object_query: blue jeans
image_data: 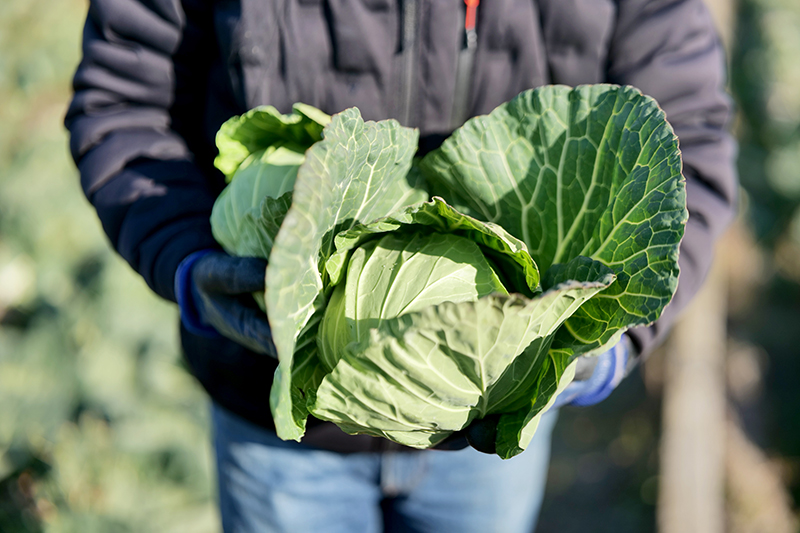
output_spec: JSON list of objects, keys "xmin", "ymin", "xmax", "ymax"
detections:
[{"xmin": 212, "ymin": 403, "xmax": 557, "ymax": 533}]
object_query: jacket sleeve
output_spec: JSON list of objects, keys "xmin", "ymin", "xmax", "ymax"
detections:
[
  {"xmin": 65, "ymin": 0, "xmax": 222, "ymax": 302},
  {"xmin": 606, "ymin": 0, "xmax": 738, "ymax": 357}
]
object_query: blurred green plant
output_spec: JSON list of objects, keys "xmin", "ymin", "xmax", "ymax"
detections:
[
  {"xmin": 730, "ymin": 0, "xmax": 800, "ymax": 510},
  {"xmin": 0, "ymin": 1, "xmax": 217, "ymax": 531},
  {"xmin": 733, "ymin": 0, "xmax": 800, "ymax": 250}
]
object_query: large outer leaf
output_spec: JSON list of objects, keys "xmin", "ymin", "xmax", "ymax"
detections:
[
  {"xmin": 215, "ymin": 103, "xmax": 331, "ymax": 179},
  {"xmin": 421, "ymin": 85, "xmax": 687, "ymax": 351},
  {"xmin": 326, "ymin": 197, "xmax": 540, "ymax": 293},
  {"xmin": 309, "ymin": 268, "xmax": 615, "ymax": 449},
  {"xmin": 266, "ymin": 108, "xmax": 428, "ymax": 440}
]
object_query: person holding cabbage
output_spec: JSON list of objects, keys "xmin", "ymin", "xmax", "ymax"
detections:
[{"xmin": 66, "ymin": 0, "xmax": 737, "ymax": 531}]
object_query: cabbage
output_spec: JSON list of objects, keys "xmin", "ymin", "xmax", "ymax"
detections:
[{"xmin": 210, "ymin": 85, "xmax": 687, "ymax": 458}]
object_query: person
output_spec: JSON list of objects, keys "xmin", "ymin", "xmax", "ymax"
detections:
[{"xmin": 65, "ymin": 0, "xmax": 737, "ymax": 531}]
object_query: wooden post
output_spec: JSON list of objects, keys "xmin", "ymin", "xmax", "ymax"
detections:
[
  {"xmin": 657, "ymin": 254, "xmax": 728, "ymax": 533},
  {"xmin": 656, "ymin": 2, "xmax": 733, "ymax": 531}
]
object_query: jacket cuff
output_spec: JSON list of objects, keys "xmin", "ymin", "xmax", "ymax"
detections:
[
  {"xmin": 89, "ymin": 158, "xmax": 224, "ymax": 302},
  {"xmin": 151, "ymin": 218, "xmax": 224, "ymax": 302}
]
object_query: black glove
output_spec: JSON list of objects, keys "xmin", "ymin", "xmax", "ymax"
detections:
[
  {"xmin": 432, "ymin": 415, "xmax": 500, "ymax": 453},
  {"xmin": 464, "ymin": 415, "xmax": 501, "ymax": 454},
  {"xmin": 175, "ymin": 250, "xmax": 276, "ymax": 357}
]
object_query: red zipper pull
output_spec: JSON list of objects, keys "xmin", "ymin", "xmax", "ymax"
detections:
[{"xmin": 464, "ymin": 0, "xmax": 479, "ymax": 33}]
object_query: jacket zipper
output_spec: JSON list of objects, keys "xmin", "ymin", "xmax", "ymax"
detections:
[
  {"xmin": 398, "ymin": 0, "xmax": 419, "ymax": 127},
  {"xmin": 450, "ymin": 0, "xmax": 479, "ymax": 130}
]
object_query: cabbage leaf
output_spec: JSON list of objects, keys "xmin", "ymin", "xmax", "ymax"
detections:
[{"xmin": 421, "ymin": 84, "xmax": 686, "ymax": 354}]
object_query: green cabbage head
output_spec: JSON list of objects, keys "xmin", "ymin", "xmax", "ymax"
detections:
[{"xmin": 210, "ymin": 85, "xmax": 687, "ymax": 458}]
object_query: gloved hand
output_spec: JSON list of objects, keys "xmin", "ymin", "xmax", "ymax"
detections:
[
  {"xmin": 431, "ymin": 417, "xmax": 500, "ymax": 453},
  {"xmin": 452, "ymin": 338, "xmax": 631, "ymax": 455},
  {"xmin": 551, "ymin": 338, "xmax": 629, "ymax": 408},
  {"xmin": 175, "ymin": 250, "xmax": 276, "ymax": 357}
]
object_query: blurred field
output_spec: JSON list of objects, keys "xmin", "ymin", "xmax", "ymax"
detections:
[
  {"xmin": 0, "ymin": 1, "xmax": 217, "ymax": 531},
  {"xmin": 1, "ymin": 0, "xmax": 799, "ymax": 532}
]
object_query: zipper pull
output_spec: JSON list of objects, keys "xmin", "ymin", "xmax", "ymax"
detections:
[
  {"xmin": 450, "ymin": 0, "xmax": 480, "ymax": 129},
  {"xmin": 464, "ymin": 0, "xmax": 479, "ymax": 45}
]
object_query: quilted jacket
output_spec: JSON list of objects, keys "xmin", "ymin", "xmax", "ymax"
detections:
[{"xmin": 66, "ymin": 0, "xmax": 737, "ymax": 451}]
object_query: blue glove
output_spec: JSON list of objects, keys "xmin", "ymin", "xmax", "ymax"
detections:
[
  {"xmin": 552, "ymin": 337, "xmax": 630, "ymax": 408},
  {"xmin": 175, "ymin": 250, "xmax": 276, "ymax": 357}
]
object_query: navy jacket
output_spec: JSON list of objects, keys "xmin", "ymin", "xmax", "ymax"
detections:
[{"xmin": 66, "ymin": 0, "xmax": 737, "ymax": 451}]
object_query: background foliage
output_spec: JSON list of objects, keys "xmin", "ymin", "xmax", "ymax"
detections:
[
  {"xmin": 0, "ymin": 1, "xmax": 217, "ymax": 531},
  {"xmin": 1, "ymin": 0, "xmax": 798, "ymax": 531},
  {"xmin": 730, "ymin": 0, "xmax": 800, "ymax": 509}
]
